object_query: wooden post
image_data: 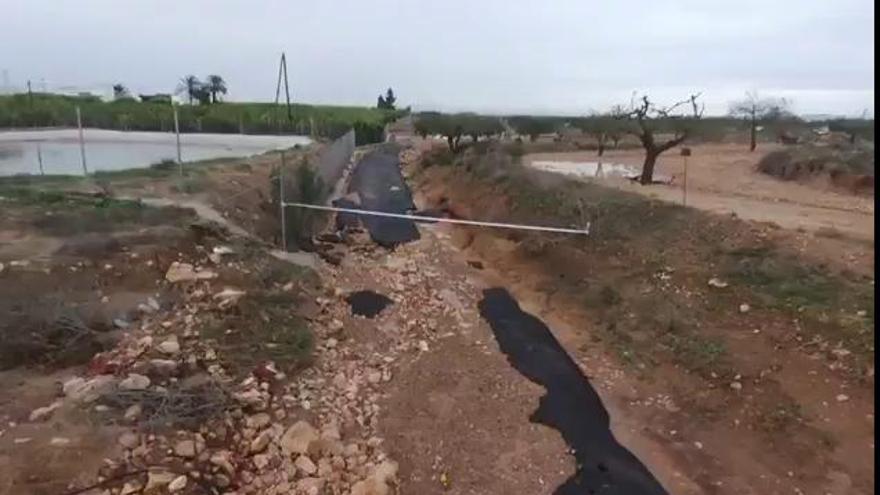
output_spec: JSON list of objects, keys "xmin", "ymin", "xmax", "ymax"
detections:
[
  {"xmin": 279, "ymin": 151, "xmax": 288, "ymax": 252},
  {"xmin": 173, "ymin": 104, "xmax": 182, "ymax": 174},
  {"xmin": 683, "ymin": 155, "xmax": 688, "ymax": 206},
  {"xmin": 681, "ymin": 147, "xmax": 691, "ymax": 206},
  {"xmin": 76, "ymin": 106, "xmax": 88, "ymax": 175}
]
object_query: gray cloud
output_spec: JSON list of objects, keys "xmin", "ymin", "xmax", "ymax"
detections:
[{"xmin": 2, "ymin": 0, "xmax": 874, "ymax": 116}]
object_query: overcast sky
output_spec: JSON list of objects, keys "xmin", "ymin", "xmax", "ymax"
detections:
[{"xmin": 2, "ymin": 0, "xmax": 874, "ymax": 116}]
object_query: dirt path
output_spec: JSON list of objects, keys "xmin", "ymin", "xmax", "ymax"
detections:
[
  {"xmin": 317, "ymin": 223, "xmax": 703, "ymax": 494},
  {"xmin": 525, "ymin": 143, "xmax": 875, "ymax": 243}
]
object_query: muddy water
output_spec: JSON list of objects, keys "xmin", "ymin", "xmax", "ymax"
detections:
[
  {"xmin": 478, "ymin": 288, "xmax": 667, "ymax": 495},
  {"xmin": 0, "ymin": 129, "xmax": 310, "ymax": 176},
  {"xmin": 346, "ymin": 290, "xmax": 393, "ymax": 318},
  {"xmin": 530, "ymin": 160, "xmax": 638, "ymax": 178},
  {"xmin": 347, "ymin": 145, "xmax": 420, "ymax": 247}
]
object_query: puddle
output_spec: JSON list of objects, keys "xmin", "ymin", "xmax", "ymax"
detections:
[
  {"xmin": 478, "ymin": 288, "xmax": 667, "ymax": 494},
  {"xmin": 530, "ymin": 160, "xmax": 639, "ymax": 179},
  {"xmin": 347, "ymin": 147, "xmax": 420, "ymax": 247},
  {"xmin": 346, "ymin": 290, "xmax": 393, "ymax": 318},
  {"xmin": 0, "ymin": 129, "xmax": 311, "ymax": 176}
]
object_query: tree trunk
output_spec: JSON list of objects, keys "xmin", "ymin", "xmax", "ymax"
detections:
[
  {"xmin": 749, "ymin": 116, "xmax": 757, "ymax": 152},
  {"xmin": 447, "ymin": 135, "xmax": 463, "ymax": 153},
  {"xmin": 640, "ymin": 150, "xmax": 659, "ymax": 185}
]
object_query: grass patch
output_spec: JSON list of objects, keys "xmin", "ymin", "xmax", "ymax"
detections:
[
  {"xmin": 32, "ymin": 197, "xmax": 190, "ymax": 235},
  {"xmin": 722, "ymin": 247, "xmax": 874, "ymax": 361},
  {"xmin": 755, "ymin": 400, "xmax": 805, "ymax": 433},
  {"xmin": 1, "ymin": 189, "xmax": 194, "ymax": 235},
  {"xmin": 0, "ymin": 186, "xmax": 69, "ymax": 205},
  {"xmin": 202, "ymin": 290, "xmax": 313, "ymax": 376},
  {"xmin": 430, "ymin": 142, "xmax": 873, "ymax": 378},
  {"xmin": 661, "ymin": 331, "xmax": 728, "ymax": 377},
  {"xmin": 0, "ymin": 174, "xmax": 84, "ymax": 187},
  {"xmin": 449, "ymin": 145, "xmax": 698, "ymax": 244}
]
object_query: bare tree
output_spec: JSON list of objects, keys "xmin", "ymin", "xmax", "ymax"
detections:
[
  {"xmin": 617, "ymin": 93, "xmax": 704, "ymax": 185},
  {"xmin": 729, "ymin": 91, "xmax": 790, "ymax": 152}
]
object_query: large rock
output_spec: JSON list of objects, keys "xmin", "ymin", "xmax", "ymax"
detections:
[
  {"xmin": 246, "ymin": 412, "xmax": 272, "ymax": 430},
  {"xmin": 280, "ymin": 421, "xmax": 319, "ymax": 456},
  {"xmin": 119, "ymin": 373, "xmax": 151, "ymax": 391},
  {"xmin": 210, "ymin": 451, "xmax": 235, "ymax": 475},
  {"xmin": 294, "ymin": 455, "xmax": 318, "ymax": 476},
  {"xmin": 174, "ymin": 439, "xmax": 196, "ymax": 458},
  {"xmin": 157, "ymin": 337, "xmax": 181, "ymax": 355},
  {"xmin": 168, "ymin": 475, "xmax": 187, "ymax": 492},
  {"xmin": 145, "ymin": 469, "xmax": 176, "ymax": 492},
  {"xmin": 63, "ymin": 375, "xmax": 116, "ymax": 403},
  {"xmin": 249, "ymin": 430, "xmax": 273, "ymax": 453}
]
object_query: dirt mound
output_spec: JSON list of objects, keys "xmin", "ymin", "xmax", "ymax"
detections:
[{"xmin": 757, "ymin": 144, "xmax": 874, "ymax": 195}]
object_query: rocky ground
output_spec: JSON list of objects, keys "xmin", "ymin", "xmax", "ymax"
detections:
[
  {"xmin": 0, "ymin": 192, "xmax": 402, "ymax": 495},
  {"xmin": 1, "ymin": 137, "xmax": 873, "ymax": 495}
]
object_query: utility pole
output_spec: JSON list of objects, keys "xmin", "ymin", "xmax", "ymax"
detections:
[{"xmin": 274, "ymin": 52, "xmax": 293, "ymax": 134}]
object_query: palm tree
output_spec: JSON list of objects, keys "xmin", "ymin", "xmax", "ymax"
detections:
[
  {"xmin": 112, "ymin": 83, "xmax": 129, "ymax": 100},
  {"xmin": 205, "ymin": 75, "xmax": 227, "ymax": 104},
  {"xmin": 177, "ymin": 75, "xmax": 202, "ymax": 105}
]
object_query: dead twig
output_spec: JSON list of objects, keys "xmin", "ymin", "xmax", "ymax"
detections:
[{"xmin": 59, "ymin": 469, "xmax": 148, "ymax": 495}]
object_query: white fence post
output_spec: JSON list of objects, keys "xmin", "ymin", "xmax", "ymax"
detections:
[
  {"xmin": 76, "ymin": 106, "xmax": 88, "ymax": 175},
  {"xmin": 279, "ymin": 151, "xmax": 288, "ymax": 252},
  {"xmin": 36, "ymin": 143, "xmax": 44, "ymax": 175},
  {"xmin": 173, "ymin": 104, "xmax": 182, "ymax": 174}
]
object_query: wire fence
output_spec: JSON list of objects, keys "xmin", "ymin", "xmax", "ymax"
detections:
[
  {"xmin": 276, "ymin": 130, "xmax": 356, "ymax": 250},
  {"xmin": 0, "ymin": 105, "xmax": 313, "ymax": 177}
]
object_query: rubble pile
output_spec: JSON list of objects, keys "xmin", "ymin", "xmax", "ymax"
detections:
[{"xmin": 26, "ymin": 242, "xmax": 405, "ymax": 495}]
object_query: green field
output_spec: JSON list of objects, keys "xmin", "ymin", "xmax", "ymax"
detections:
[{"xmin": 0, "ymin": 93, "xmax": 401, "ymax": 140}]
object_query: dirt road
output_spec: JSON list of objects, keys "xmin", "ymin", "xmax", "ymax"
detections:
[{"xmin": 525, "ymin": 143, "xmax": 875, "ymax": 243}]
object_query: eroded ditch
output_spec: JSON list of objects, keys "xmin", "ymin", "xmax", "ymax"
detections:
[{"xmin": 478, "ymin": 287, "xmax": 667, "ymax": 494}]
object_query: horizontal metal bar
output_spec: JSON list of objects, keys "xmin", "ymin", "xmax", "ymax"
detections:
[{"xmin": 281, "ymin": 201, "xmax": 590, "ymax": 235}]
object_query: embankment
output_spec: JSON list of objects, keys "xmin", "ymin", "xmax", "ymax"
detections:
[{"xmin": 405, "ymin": 142, "xmax": 876, "ymax": 494}]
